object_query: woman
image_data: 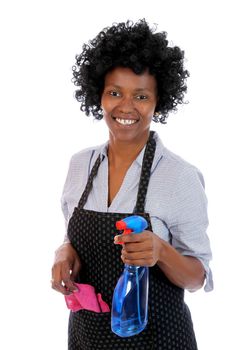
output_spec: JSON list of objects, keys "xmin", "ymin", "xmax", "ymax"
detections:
[{"xmin": 51, "ymin": 19, "xmax": 213, "ymax": 349}]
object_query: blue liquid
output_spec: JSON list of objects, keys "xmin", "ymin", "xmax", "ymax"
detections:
[{"xmin": 111, "ymin": 265, "xmax": 149, "ymax": 337}]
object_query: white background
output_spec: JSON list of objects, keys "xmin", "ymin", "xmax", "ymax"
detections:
[{"xmin": 0, "ymin": 0, "xmax": 232, "ymax": 349}]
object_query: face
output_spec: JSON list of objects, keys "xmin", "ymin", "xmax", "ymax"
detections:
[{"xmin": 101, "ymin": 67, "xmax": 158, "ymax": 144}]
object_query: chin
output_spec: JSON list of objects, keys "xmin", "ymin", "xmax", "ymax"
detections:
[{"xmin": 109, "ymin": 128, "xmax": 150, "ymax": 144}]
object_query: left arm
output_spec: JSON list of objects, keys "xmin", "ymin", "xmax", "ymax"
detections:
[{"xmin": 114, "ymin": 231, "xmax": 205, "ymax": 291}]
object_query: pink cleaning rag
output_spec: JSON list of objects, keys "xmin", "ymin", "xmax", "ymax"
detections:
[{"xmin": 65, "ymin": 283, "xmax": 110, "ymax": 313}]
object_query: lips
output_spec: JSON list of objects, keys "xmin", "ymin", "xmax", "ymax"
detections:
[{"xmin": 112, "ymin": 116, "xmax": 139, "ymax": 126}]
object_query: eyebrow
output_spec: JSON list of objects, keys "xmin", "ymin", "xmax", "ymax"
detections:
[
  {"xmin": 105, "ymin": 84, "xmax": 152, "ymax": 93},
  {"xmin": 134, "ymin": 88, "xmax": 152, "ymax": 92}
]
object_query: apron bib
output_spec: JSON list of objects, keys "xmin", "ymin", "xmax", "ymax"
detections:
[{"xmin": 67, "ymin": 131, "xmax": 198, "ymax": 349}]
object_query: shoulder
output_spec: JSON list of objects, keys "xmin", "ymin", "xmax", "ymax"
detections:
[
  {"xmin": 160, "ymin": 145, "xmax": 205, "ymax": 188},
  {"xmin": 152, "ymin": 133, "xmax": 205, "ymax": 194},
  {"xmin": 69, "ymin": 142, "xmax": 107, "ymax": 169},
  {"xmin": 62, "ymin": 142, "xmax": 107, "ymax": 193},
  {"xmin": 159, "ymin": 149, "xmax": 207, "ymax": 212}
]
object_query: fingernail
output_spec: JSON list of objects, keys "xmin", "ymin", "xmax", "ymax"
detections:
[{"xmin": 114, "ymin": 238, "xmax": 121, "ymax": 245}]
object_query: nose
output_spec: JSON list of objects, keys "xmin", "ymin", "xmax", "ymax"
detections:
[{"xmin": 118, "ymin": 96, "xmax": 135, "ymax": 114}]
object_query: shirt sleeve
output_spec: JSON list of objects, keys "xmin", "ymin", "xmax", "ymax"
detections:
[
  {"xmin": 167, "ymin": 165, "xmax": 213, "ymax": 292},
  {"xmin": 60, "ymin": 156, "xmax": 75, "ymax": 244},
  {"xmin": 60, "ymin": 148, "xmax": 96, "ymax": 244}
]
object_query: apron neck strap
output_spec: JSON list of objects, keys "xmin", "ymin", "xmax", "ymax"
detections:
[
  {"xmin": 77, "ymin": 154, "xmax": 102, "ymax": 210},
  {"xmin": 78, "ymin": 130, "xmax": 156, "ymax": 211},
  {"xmin": 133, "ymin": 130, "xmax": 156, "ymax": 213}
]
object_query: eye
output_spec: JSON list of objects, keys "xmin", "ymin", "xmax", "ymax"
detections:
[
  {"xmin": 136, "ymin": 95, "xmax": 148, "ymax": 100},
  {"xmin": 108, "ymin": 90, "xmax": 121, "ymax": 97}
]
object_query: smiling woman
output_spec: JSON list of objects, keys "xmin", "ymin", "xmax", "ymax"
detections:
[{"xmin": 51, "ymin": 19, "xmax": 213, "ymax": 350}]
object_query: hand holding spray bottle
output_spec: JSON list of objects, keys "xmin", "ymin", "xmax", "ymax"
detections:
[{"xmin": 111, "ymin": 215, "xmax": 149, "ymax": 337}]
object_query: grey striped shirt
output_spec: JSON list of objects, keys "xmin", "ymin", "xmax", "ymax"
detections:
[{"xmin": 61, "ymin": 132, "xmax": 213, "ymax": 292}]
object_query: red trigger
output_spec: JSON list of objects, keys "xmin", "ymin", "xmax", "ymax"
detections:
[{"xmin": 115, "ymin": 220, "xmax": 133, "ymax": 244}]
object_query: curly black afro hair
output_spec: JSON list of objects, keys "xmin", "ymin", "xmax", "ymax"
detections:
[{"xmin": 72, "ymin": 19, "xmax": 189, "ymax": 123}]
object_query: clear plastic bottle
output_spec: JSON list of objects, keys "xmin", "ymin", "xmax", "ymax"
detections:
[
  {"xmin": 111, "ymin": 215, "xmax": 149, "ymax": 337},
  {"xmin": 111, "ymin": 264, "xmax": 149, "ymax": 337}
]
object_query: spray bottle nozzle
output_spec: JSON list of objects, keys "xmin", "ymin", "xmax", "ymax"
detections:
[
  {"xmin": 116, "ymin": 220, "xmax": 132, "ymax": 237},
  {"xmin": 115, "ymin": 215, "xmax": 148, "ymax": 244},
  {"xmin": 116, "ymin": 220, "xmax": 127, "ymax": 230}
]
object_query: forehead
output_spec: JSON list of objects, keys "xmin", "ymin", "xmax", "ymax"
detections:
[{"xmin": 104, "ymin": 67, "xmax": 157, "ymax": 91}]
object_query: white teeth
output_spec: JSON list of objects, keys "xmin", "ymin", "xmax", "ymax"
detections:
[{"xmin": 115, "ymin": 118, "xmax": 137, "ymax": 125}]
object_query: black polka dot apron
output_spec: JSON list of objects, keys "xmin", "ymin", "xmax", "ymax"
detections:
[{"xmin": 67, "ymin": 131, "xmax": 198, "ymax": 349}]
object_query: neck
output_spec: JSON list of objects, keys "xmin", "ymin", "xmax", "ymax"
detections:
[{"xmin": 107, "ymin": 131, "xmax": 150, "ymax": 167}]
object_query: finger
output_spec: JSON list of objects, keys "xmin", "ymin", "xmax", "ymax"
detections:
[
  {"xmin": 114, "ymin": 231, "xmax": 152, "ymax": 244},
  {"xmin": 51, "ymin": 264, "xmax": 67, "ymax": 294},
  {"xmin": 123, "ymin": 259, "xmax": 155, "ymax": 267},
  {"xmin": 121, "ymin": 255, "xmax": 149, "ymax": 266},
  {"xmin": 122, "ymin": 253, "xmax": 156, "ymax": 267},
  {"xmin": 122, "ymin": 249, "xmax": 154, "ymax": 261},
  {"xmin": 114, "ymin": 233, "xmax": 143, "ymax": 244},
  {"xmin": 50, "ymin": 277, "xmax": 71, "ymax": 295},
  {"xmin": 70, "ymin": 259, "xmax": 80, "ymax": 281},
  {"xmin": 61, "ymin": 265, "xmax": 78, "ymax": 292},
  {"xmin": 123, "ymin": 241, "xmax": 152, "ymax": 252},
  {"xmin": 51, "ymin": 263, "xmax": 75, "ymax": 295}
]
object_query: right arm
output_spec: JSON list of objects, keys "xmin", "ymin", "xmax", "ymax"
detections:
[{"xmin": 51, "ymin": 149, "xmax": 94, "ymax": 294}]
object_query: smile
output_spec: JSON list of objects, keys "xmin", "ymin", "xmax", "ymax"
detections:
[{"xmin": 114, "ymin": 118, "xmax": 138, "ymax": 125}]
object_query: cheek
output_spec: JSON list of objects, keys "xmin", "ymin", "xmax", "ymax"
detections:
[
  {"xmin": 101, "ymin": 97, "xmax": 111, "ymax": 115},
  {"xmin": 101, "ymin": 102, "xmax": 113, "ymax": 123},
  {"xmin": 101, "ymin": 98, "xmax": 118, "ymax": 117},
  {"xmin": 140, "ymin": 105, "xmax": 155, "ymax": 119}
]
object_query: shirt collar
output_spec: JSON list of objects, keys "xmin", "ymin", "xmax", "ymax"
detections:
[{"xmin": 98, "ymin": 130, "xmax": 164, "ymax": 172}]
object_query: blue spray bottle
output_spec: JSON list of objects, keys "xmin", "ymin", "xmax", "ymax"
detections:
[{"xmin": 111, "ymin": 215, "xmax": 149, "ymax": 337}]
